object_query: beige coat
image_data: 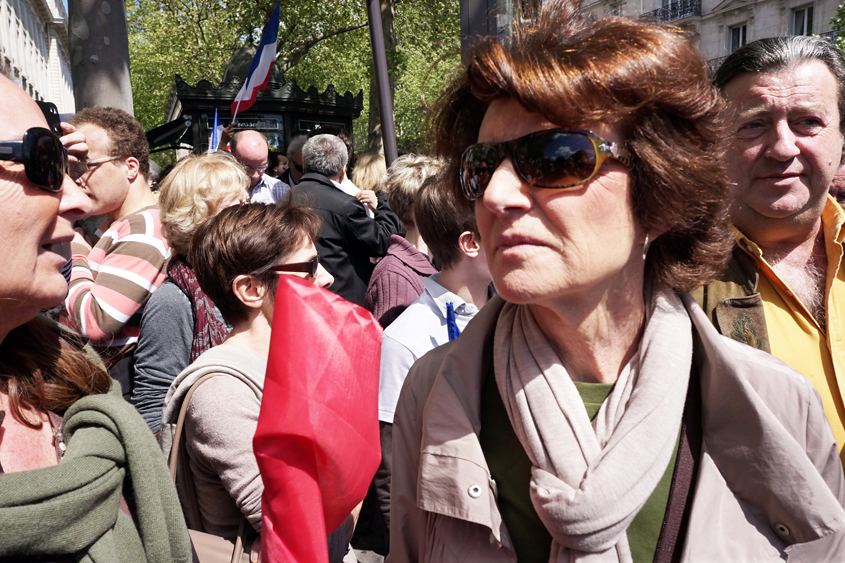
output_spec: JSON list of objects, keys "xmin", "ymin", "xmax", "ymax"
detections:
[{"xmin": 388, "ymin": 295, "xmax": 845, "ymax": 563}]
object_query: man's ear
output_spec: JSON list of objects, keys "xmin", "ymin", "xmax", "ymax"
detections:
[
  {"xmin": 457, "ymin": 231, "xmax": 481, "ymax": 258},
  {"xmin": 231, "ymin": 274, "xmax": 269, "ymax": 310},
  {"xmin": 124, "ymin": 156, "xmax": 140, "ymax": 182}
]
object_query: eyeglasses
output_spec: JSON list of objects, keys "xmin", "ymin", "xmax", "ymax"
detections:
[
  {"xmin": 0, "ymin": 127, "xmax": 68, "ymax": 192},
  {"xmin": 292, "ymin": 160, "xmax": 304, "ymax": 173},
  {"xmin": 270, "ymin": 255, "xmax": 320, "ymax": 278},
  {"xmin": 459, "ymin": 129, "xmax": 633, "ymax": 201},
  {"xmin": 243, "ymin": 164, "xmax": 268, "ymax": 175},
  {"xmin": 85, "ymin": 155, "xmax": 122, "ymax": 169}
]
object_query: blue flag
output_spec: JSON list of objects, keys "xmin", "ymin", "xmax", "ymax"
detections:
[{"xmin": 208, "ymin": 108, "xmax": 222, "ymax": 153}]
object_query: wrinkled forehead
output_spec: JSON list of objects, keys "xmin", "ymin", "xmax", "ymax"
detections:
[
  {"xmin": 723, "ymin": 60, "xmax": 842, "ymax": 119},
  {"xmin": 0, "ymin": 77, "xmax": 48, "ymax": 142}
]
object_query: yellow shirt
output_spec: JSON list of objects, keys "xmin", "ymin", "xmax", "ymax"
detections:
[{"xmin": 734, "ymin": 196, "xmax": 845, "ymax": 464}]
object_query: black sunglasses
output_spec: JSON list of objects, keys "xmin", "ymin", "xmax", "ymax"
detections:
[
  {"xmin": 0, "ymin": 127, "xmax": 68, "ymax": 193},
  {"xmin": 460, "ymin": 129, "xmax": 633, "ymax": 201},
  {"xmin": 292, "ymin": 160, "xmax": 304, "ymax": 173},
  {"xmin": 270, "ymin": 255, "xmax": 320, "ymax": 278}
]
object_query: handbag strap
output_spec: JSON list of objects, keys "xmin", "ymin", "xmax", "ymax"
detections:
[
  {"xmin": 168, "ymin": 373, "xmax": 252, "ymax": 563},
  {"xmin": 169, "ymin": 373, "xmax": 221, "ymax": 481}
]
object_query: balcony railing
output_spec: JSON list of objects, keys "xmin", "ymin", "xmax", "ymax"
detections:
[{"xmin": 641, "ymin": 0, "xmax": 701, "ymax": 23}]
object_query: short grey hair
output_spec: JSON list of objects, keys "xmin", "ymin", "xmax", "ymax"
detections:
[
  {"xmin": 302, "ymin": 134, "xmax": 348, "ymax": 177},
  {"xmin": 715, "ymin": 36, "xmax": 845, "ymax": 137},
  {"xmin": 286, "ymin": 136, "xmax": 307, "ymax": 161}
]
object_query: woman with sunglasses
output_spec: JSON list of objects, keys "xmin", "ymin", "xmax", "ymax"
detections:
[
  {"xmin": 0, "ymin": 76, "xmax": 192, "ymax": 559},
  {"xmin": 388, "ymin": 3, "xmax": 845, "ymax": 562},
  {"xmin": 132, "ymin": 152, "xmax": 250, "ymax": 434},
  {"xmin": 159, "ymin": 202, "xmax": 332, "ymax": 547}
]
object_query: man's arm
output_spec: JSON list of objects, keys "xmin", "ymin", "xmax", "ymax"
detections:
[
  {"xmin": 65, "ymin": 211, "xmax": 169, "ymax": 345},
  {"xmin": 344, "ymin": 193, "xmax": 404, "ymax": 258}
]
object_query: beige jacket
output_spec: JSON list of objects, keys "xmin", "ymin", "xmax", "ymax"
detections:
[{"xmin": 388, "ymin": 294, "xmax": 845, "ymax": 563}]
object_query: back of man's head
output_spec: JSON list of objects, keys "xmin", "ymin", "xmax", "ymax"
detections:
[
  {"xmin": 715, "ymin": 36, "xmax": 845, "ymax": 137},
  {"xmin": 302, "ymin": 134, "xmax": 348, "ymax": 179},
  {"xmin": 69, "ymin": 107, "xmax": 150, "ymax": 179},
  {"xmin": 415, "ymin": 171, "xmax": 478, "ymax": 270}
]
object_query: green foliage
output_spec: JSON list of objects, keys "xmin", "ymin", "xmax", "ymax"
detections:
[
  {"xmin": 392, "ymin": 0, "xmax": 461, "ymax": 152},
  {"xmin": 833, "ymin": 3, "xmax": 845, "ymax": 50},
  {"xmin": 128, "ymin": 0, "xmax": 461, "ymax": 155}
]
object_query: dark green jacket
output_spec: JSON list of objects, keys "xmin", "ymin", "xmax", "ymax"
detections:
[{"xmin": 689, "ymin": 246, "xmax": 771, "ymax": 353}]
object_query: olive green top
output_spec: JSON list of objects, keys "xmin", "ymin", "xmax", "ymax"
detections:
[{"xmin": 480, "ymin": 372, "xmax": 681, "ymax": 562}]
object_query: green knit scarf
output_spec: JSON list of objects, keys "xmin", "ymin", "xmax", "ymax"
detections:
[{"xmin": 0, "ymin": 382, "xmax": 192, "ymax": 563}]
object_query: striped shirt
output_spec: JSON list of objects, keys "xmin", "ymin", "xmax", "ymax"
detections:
[{"xmin": 65, "ymin": 205, "xmax": 170, "ymax": 348}]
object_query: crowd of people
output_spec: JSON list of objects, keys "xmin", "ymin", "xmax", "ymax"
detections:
[{"xmin": 4, "ymin": 0, "xmax": 845, "ymax": 560}]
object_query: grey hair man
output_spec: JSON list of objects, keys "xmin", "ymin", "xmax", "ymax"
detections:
[
  {"xmin": 693, "ymin": 36, "xmax": 845, "ymax": 467},
  {"xmin": 292, "ymin": 134, "xmax": 403, "ymax": 306},
  {"xmin": 231, "ymin": 130, "xmax": 289, "ymax": 204}
]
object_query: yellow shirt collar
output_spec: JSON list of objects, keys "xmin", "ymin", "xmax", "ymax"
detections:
[{"xmin": 732, "ymin": 194, "xmax": 845, "ymax": 255}]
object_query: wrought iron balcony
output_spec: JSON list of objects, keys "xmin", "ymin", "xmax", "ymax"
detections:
[
  {"xmin": 641, "ymin": 0, "xmax": 701, "ymax": 23},
  {"xmin": 818, "ymin": 30, "xmax": 841, "ymax": 42}
]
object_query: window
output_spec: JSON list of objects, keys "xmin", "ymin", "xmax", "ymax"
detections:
[
  {"xmin": 730, "ymin": 24, "xmax": 747, "ymax": 53},
  {"xmin": 793, "ymin": 6, "xmax": 814, "ymax": 36}
]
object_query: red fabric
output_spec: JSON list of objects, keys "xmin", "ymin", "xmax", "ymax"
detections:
[{"xmin": 254, "ymin": 275, "xmax": 382, "ymax": 562}]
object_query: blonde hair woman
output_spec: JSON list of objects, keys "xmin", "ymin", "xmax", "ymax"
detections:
[
  {"xmin": 352, "ymin": 153, "xmax": 387, "ymax": 192},
  {"xmin": 131, "ymin": 153, "xmax": 249, "ymax": 433}
]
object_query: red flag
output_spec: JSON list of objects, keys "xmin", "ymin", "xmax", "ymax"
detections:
[{"xmin": 254, "ymin": 275, "xmax": 382, "ymax": 562}]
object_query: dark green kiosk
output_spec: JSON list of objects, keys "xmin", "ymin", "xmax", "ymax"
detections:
[{"xmin": 146, "ymin": 46, "xmax": 364, "ymax": 155}]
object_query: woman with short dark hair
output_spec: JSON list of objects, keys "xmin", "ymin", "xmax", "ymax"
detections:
[
  {"xmin": 159, "ymin": 202, "xmax": 332, "ymax": 540},
  {"xmin": 387, "ymin": 2, "xmax": 845, "ymax": 562}
]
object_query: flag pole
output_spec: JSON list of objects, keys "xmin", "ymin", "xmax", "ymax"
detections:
[{"xmin": 232, "ymin": 99, "xmax": 242, "ymax": 123}]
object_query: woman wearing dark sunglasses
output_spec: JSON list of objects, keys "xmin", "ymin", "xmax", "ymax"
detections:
[
  {"xmin": 0, "ymin": 76, "xmax": 193, "ymax": 559},
  {"xmin": 387, "ymin": 3, "xmax": 845, "ymax": 562},
  {"xmin": 159, "ymin": 202, "xmax": 333, "ymax": 556}
]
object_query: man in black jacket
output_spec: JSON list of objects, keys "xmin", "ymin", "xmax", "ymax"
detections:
[{"xmin": 292, "ymin": 134, "xmax": 403, "ymax": 306}]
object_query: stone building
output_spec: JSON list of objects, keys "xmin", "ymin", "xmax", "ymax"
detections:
[
  {"xmin": 581, "ymin": 0, "xmax": 839, "ymax": 64},
  {"xmin": 0, "ymin": 0, "xmax": 74, "ymax": 112}
]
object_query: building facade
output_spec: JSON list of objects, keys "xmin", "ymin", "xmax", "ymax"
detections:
[
  {"xmin": 581, "ymin": 0, "xmax": 839, "ymax": 64},
  {"xmin": 0, "ymin": 0, "xmax": 74, "ymax": 113}
]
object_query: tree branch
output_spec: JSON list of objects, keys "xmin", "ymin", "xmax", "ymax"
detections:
[{"xmin": 276, "ymin": 21, "xmax": 368, "ymax": 73}]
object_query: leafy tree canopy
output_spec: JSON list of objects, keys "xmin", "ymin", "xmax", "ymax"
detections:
[{"xmin": 128, "ymin": 0, "xmax": 460, "ymax": 158}]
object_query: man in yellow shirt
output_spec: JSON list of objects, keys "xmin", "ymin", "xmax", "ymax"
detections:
[{"xmin": 693, "ymin": 36, "xmax": 845, "ymax": 465}]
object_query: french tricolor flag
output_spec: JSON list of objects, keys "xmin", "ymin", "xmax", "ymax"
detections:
[{"xmin": 231, "ymin": 1, "xmax": 280, "ymax": 118}]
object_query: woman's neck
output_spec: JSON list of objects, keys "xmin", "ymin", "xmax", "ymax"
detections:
[
  {"xmin": 529, "ymin": 281, "xmax": 646, "ymax": 385},
  {"xmin": 223, "ymin": 311, "xmax": 273, "ymax": 360}
]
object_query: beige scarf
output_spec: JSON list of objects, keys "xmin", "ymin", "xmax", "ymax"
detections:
[{"xmin": 494, "ymin": 285, "xmax": 693, "ymax": 562}]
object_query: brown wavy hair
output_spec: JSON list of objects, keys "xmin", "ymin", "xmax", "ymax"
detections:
[
  {"xmin": 430, "ymin": 0, "xmax": 733, "ymax": 291},
  {"xmin": 0, "ymin": 318, "xmax": 112, "ymax": 428},
  {"xmin": 190, "ymin": 201, "xmax": 323, "ymax": 326}
]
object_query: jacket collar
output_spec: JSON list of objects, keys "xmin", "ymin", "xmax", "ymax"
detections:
[
  {"xmin": 298, "ymin": 171, "xmax": 337, "ymax": 188},
  {"xmin": 385, "ymin": 235, "xmax": 437, "ymax": 276}
]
